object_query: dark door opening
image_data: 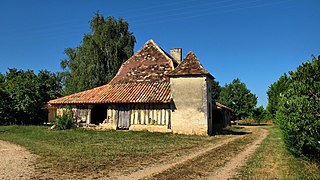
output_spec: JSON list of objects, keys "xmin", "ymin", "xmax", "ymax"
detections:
[
  {"xmin": 212, "ymin": 109, "xmax": 224, "ymax": 134},
  {"xmin": 91, "ymin": 104, "xmax": 107, "ymax": 125}
]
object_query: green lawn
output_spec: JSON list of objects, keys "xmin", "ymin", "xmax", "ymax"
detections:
[
  {"xmin": 237, "ymin": 125, "xmax": 320, "ymax": 180},
  {"xmin": 0, "ymin": 126, "xmax": 219, "ymax": 178}
]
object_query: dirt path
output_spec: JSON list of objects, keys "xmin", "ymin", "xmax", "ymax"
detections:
[
  {"xmin": 207, "ymin": 127, "xmax": 269, "ymax": 179},
  {"xmin": 111, "ymin": 135, "xmax": 245, "ymax": 180},
  {"xmin": 111, "ymin": 126, "xmax": 268, "ymax": 180},
  {"xmin": 0, "ymin": 140, "xmax": 37, "ymax": 179}
]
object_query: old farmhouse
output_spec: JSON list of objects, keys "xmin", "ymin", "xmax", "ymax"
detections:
[{"xmin": 48, "ymin": 40, "xmax": 231, "ymax": 135}]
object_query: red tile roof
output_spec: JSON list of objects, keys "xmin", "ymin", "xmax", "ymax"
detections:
[
  {"xmin": 167, "ymin": 51, "xmax": 213, "ymax": 79},
  {"xmin": 109, "ymin": 40, "xmax": 177, "ymax": 84},
  {"xmin": 49, "ymin": 82, "xmax": 171, "ymax": 104},
  {"xmin": 49, "ymin": 40, "xmax": 213, "ymax": 105}
]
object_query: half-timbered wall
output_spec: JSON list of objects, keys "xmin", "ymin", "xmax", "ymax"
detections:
[
  {"xmin": 129, "ymin": 104, "xmax": 171, "ymax": 126},
  {"xmin": 57, "ymin": 103, "xmax": 172, "ymax": 131}
]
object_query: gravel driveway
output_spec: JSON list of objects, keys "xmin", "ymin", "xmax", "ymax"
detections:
[{"xmin": 0, "ymin": 140, "xmax": 36, "ymax": 179}]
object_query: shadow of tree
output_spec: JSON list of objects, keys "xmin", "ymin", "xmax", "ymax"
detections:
[{"xmin": 218, "ymin": 129, "xmax": 252, "ymax": 135}]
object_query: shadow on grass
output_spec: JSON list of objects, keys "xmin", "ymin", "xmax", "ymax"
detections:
[
  {"xmin": 0, "ymin": 130, "xmax": 9, "ymax": 133},
  {"xmin": 232, "ymin": 123, "xmax": 272, "ymax": 127},
  {"xmin": 215, "ymin": 128, "xmax": 252, "ymax": 136}
]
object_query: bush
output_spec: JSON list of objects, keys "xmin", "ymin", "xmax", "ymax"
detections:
[
  {"xmin": 55, "ymin": 107, "xmax": 75, "ymax": 130},
  {"xmin": 276, "ymin": 55, "xmax": 320, "ymax": 160}
]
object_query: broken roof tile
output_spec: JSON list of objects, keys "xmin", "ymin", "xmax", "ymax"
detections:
[
  {"xmin": 109, "ymin": 40, "xmax": 177, "ymax": 84},
  {"xmin": 167, "ymin": 51, "xmax": 213, "ymax": 79}
]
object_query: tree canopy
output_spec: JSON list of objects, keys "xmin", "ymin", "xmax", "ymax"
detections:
[
  {"xmin": 211, "ymin": 79, "xmax": 221, "ymax": 101},
  {"xmin": 274, "ymin": 55, "xmax": 320, "ymax": 159},
  {"xmin": 0, "ymin": 69, "xmax": 61, "ymax": 125},
  {"xmin": 266, "ymin": 73, "xmax": 291, "ymax": 117},
  {"xmin": 60, "ymin": 13, "xmax": 136, "ymax": 95},
  {"xmin": 218, "ymin": 78, "xmax": 257, "ymax": 120}
]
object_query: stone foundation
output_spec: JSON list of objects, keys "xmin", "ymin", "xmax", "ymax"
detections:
[{"xmin": 129, "ymin": 125, "xmax": 172, "ymax": 133}]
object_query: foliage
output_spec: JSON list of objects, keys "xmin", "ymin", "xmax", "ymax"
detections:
[
  {"xmin": 211, "ymin": 79, "xmax": 221, "ymax": 101},
  {"xmin": 251, "ymin": 106, "xmax": 270, "ymax": 122},
  {"xmin": 0, "ymin": 85, "xmax": 13, "ymax": 125},
  {"xmin": 0, "ymin": 69, "xmax": 61, "ymax": 125},
  {"xmin": 55, "ymin": 107, "xmax": 75, "ymax": 130},
  {"xmin": 218, "ymin": 78, "xmax": 257, "ymax": 120},
  {"xmin": 60, "ymin": 13, "xmax": 136, "ymax": 95},
  {"xmin": 266, "ymin": 73, "xmax": 291, "ymax": 118},
  {"xmin": 275, "ymin": 55, "xmax": 320, "ymax": 159}
]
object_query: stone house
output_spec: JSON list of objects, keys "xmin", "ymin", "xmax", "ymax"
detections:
[{"xmin": 49, "ymin": 39, "xmax": 225, "ymax": 135}]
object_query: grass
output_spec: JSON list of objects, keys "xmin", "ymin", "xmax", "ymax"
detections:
[
  {"xmin": 150, "ymin": 126, "xmax": 257, "ymax": 179},
  {"xmin": 237, "ymin": 125, "xmax": 320, "ymax": 180},
  {"xmin": 2, "ymin": 125, "xmax": 317, "ymax": 179},
  {"xmin": 0, "ymin": 125, "xmax": 223, "ymax": 179}
]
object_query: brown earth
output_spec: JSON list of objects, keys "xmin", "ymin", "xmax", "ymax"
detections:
[{"xmin": 0, "ymin": 140, "xmax": 37, "ymax": 179}]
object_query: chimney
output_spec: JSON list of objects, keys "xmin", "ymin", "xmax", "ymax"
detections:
[{"xmin": 170, "ymin": 48, "xmax": 182, "ymax": 64}]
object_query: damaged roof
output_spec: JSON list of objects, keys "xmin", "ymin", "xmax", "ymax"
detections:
[
  {"xmin": 49, "ymin": 40, "xmax": 214, "ymax": 105},
  {"xmin": 49, "ymin": 82, "xmax": 171, "ymax": 104},
  {"xmin": 49, "ymin": 40, "xmax": 174, "ymax": 105},
  {"xmin": 109, "ymin": 40, "xmax": 177, "ymax": 84},
  {"xmin": 167, "ymin": 51, "xmax": 213, "ymax": 79}
]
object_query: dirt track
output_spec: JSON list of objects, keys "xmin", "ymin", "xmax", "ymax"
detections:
[
  {"xmin": 112, "ymin": 126, "xmax": 268, "ymax": 180},
  {"xmin": 208, "ymin": 127, "xmax": 268, "ymax": 179},
  {"xmin": 0, "ymin": 140, "xmax": 36, "ymax": 179},
  {"xmin": 0, "ymin": 126, "xmax": 268, "ymax": 179}
]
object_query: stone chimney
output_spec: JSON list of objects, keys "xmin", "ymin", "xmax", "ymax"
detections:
[{"xmin": 170, "ymin": 48, "xmax": 182, "ymax": 64}]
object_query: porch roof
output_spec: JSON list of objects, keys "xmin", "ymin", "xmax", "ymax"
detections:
[{"xmin": 49, "ymin": 82, "xmax": 171, "ymax": 105}]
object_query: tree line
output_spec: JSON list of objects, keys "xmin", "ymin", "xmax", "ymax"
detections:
[
  {"xmin": 0, "ymin": 13, "xmax": 264, "ymax": 126},
  {"xmin": 267, "ymin": 55, "xmax": 320, "ymax": 160},
  {"xmin": 0, "ymin": 69, "xmax": 61, "ymax": 125},
  {"xmin": 212, "ymin": 78, "xmax": 268, "ymax": 121},
  {"xmin": 0, "ymin": 13, "xmax": 135, "ymax": 125}
]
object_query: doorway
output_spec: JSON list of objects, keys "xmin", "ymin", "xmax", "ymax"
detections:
[{"xmin": 91, "ymin": 104, "xmax": 107, "ymax": 125}]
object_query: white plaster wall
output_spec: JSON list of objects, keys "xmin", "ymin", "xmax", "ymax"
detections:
[{"xmin": 170, "ymin": 76, "xmax": 209, "ymax": 135}]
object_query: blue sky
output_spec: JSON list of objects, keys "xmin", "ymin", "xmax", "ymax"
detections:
[{"xmin": 0, "ymin": 0, "xmax": 319, "ymax": 107}]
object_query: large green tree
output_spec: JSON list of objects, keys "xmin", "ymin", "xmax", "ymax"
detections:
[
  {"xmin": 276, "ymin": 55, "xmax": 320, "ymax": 159},
  {"xmin": 266, "ymin": 73, "xmax": 291, "ymax": 117},
  {"xmin": 0, "ymin": 69, "xmax": 61, "ymax": 125},
  {"xmin": 60, "ymin": 13, "xmax": 136, "ymax": 95},
  {"xmin": 211, "ymin": 79, "xmax": 221, "ymax": 101},
  {"xmin": 0, "ymin": 73, "xmax": 13, "ymax": 125},
  {"xmin": 218, "ymin": 78, "xmax": 257, "ymax": 120}
]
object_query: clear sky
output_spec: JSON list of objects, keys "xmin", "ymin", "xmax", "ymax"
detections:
[{"xmin": 0, "ymin": 0, "xmax": 319, "ymax": 107}]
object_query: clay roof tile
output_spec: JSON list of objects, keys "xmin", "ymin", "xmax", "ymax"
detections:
[{"xmin": 167, "ymin": 51, "xmax": 214, "ymax": 79}]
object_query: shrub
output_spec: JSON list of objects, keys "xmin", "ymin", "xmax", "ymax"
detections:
[
  {"xmin": 276, "ymin": 55, "xmax": 320, "ymax": 160},
  {"xmin": 55, "ymin": 107, "xmax": 75, "ymax": 130}
]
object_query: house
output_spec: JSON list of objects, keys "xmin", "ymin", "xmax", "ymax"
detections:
[{"xmin": 48, "ymin": 39, "xmax": 224, "ymax": 135}]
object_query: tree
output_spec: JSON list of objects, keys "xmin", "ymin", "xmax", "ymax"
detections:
[
  {"xmin": 218, "ymin": 78, "xmax": 257, "ymax": 120},
  {"xmin": 276, "ymin": 55, "xmax": 320, "ymax": 159},
  {"xmin": 60, "ymin": 13, "xmax": 136, "ymax": 95},
  {"xmin": 211, "ymin": 79, "xmax": 221, "ymax": 101},
  {"xmin": 251, "ymin": 106, "xmax": 270, "ymax": 123},
  {"xmin": 266, "ymin": 73, "xmax": 291, "ymax": 118},
  {"xmin": 0, "ymin": 73, "xmax": 13, "ymax": 125},
  {"xmin": 0, "ymin": 69, "xmax": 62, "ymax": 125}
]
